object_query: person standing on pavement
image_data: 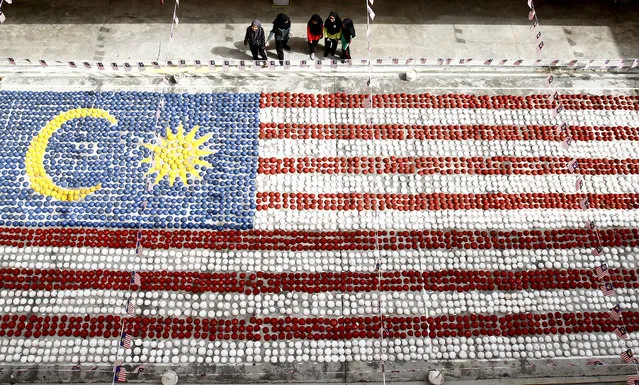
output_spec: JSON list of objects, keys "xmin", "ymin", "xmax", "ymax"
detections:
[
  {"xmin": 340, "ymin": 18, "xmax": 356, "ymax": 60},
  {"xmin": 244, "ymin": 20, "xmax": 268, "ymax": 61},
  {"xmin": 267, "ymin": 13, "xmax": 292, "ymax": 65},
  {"xmin": 323, "ymin": 11, "xmax": 342, "ymax": 58},
  {"xmin": 307, "ymin": 14, "xmax": 323, "ymax": 60}
]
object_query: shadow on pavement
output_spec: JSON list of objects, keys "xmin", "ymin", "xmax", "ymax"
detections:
[
  {"xmin": 211, "ymin": 43, "xmax": 256, "ymax": 60},
  {"xmin": 264, "ymin": 36, "xmax": 327, "ymax": 58}
]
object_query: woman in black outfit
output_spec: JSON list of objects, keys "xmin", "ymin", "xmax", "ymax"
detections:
[
  {"xmin": 244, "ymin": 20, "xmax": 267, "ymax": 61},
  {"xmin": 267, "ymin": 13, "xmax": 292, "ymax": 64},
  {"xmin": 340, "ymin": 18, "xmax": 356, "ymax": 60},
  {"xmin": 323, "ymin": 11, "xmax": 342, "ymax": 58}
]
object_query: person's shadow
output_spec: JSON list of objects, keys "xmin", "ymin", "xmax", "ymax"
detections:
[
  {"xmin": 212, "ymin": 37, "xmax": 327, "ymax": 60},
  {"xmin": 270, "ymin": 36, "xmax": 321, "ymax": 55},
  {"xmin": 211, "ymin": 42, "xmax": 256, "ymax": 60}
]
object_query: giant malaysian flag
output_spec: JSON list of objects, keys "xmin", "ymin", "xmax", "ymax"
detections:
[{"xmin": 0, "ymin": 91, "xmax": 638, "ymax": 365}]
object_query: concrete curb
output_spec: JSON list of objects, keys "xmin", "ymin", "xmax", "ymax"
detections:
[{"xmin": 1, "ymin": 357, "xmax": 637, "ymax": 384}]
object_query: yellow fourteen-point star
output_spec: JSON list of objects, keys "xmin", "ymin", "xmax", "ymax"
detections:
[{"xmin": 142, "ymin": 124, "xmax": 215, "ymax": 186}]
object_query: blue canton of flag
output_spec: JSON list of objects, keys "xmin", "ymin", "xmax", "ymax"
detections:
[
  {"xmin": 615, "ymin": 326, "xmax": 629, "ymax": 340},
  {"xmin": 120, "ymin": 332, "xmax": 132, "ymax": 348},
  {"xmin": 0, "ymin": 91, "xmax": 260, "ymax": 231},
  {"xmin": 601, "ymin": 283, "xmax": 616, "ymax": 296},
  {"xmin": 621, "ymin": 349, "xmax": 636, "ymax": 363},
  {"xmin": 609, "ymin": 304, "xmax": 623, "ymax": 320},
  {"xmin": 595, "ymin": 263, "xmax": 609, "ymax": 279},
  {"xmin": 131, "ymin": 271, "xmax": 141, "ymax": 286},
  {"xmin": 114, "ymin": 366, "xmax": 127, "ymax": 383},
  {"xmin": 126, "ymin": 300, "xmax": 135, "ymax": 315}
]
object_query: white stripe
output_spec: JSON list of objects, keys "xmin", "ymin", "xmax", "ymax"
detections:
[
  {"xmin": 113, "ymin": 332, "xmax": 639, "ymax": 363},
  {"xmin": 0, "ymin": 289, "xmax": 132, "ymax": 318},
  {"xmin": 0, "ymin": 337, "xmax": 119, "ymax": 364},
  {"xmin": 0, "ymin": 335, "xmax": 634, "ymax": 364},
  {"xmin": 0, "ymin": 246, "xmax": 143, "ymax": 272},
  {"xmin": 1, "ymin": 289, "xmax": 633, "ymax": 319},
  {"xmin": 254, "ymin": 209, "xmax": 638, "ymax": 231},
  {"xmin": 258, "ymin": 139, "xmax": 639, "ymax": 159},
  {"xmin": 2, "ymin": 246, "xmax": 637, "ymax": 272},
  {"xmin": 257, "ymin": 174, "xmax": 639, "ymax": 194},
  {"xmin": 260, "ymin": 107, "xmax": 639, "ymax": 127}
]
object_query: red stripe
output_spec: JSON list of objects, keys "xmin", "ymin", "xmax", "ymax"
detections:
[
  {"xmin": 1, "ymin": 227, "xmax": 638, "ymax": 250},
  {"xmin": 259, "ymin": 124, "xmax": 639, "ymax": 141},
  {"xmin": 258, "ymin": 157, "xmax": 639, "ymax": 176},
  {"xmin": 259, "ymin": 92, "xmax": 639, "ymax": 110},
  {"xmin": 255, "ymin": 193, "xmax": 639, "ymax": 211},
  {"xmin": 2, "ymin": 311, "xmax": 638, "ymax": 341},
  {"xmin": 1, "ymin": 267, "xmax": 637, "ymax": 293}
]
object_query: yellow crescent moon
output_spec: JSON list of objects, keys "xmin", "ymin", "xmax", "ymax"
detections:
[{"xmin": 25, "ymin": 108, "xmax": 118, "ymax": 202}]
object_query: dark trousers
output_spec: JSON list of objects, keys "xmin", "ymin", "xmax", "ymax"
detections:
[
  {"xmin": 341, "ymin": 44, "xmax": 351, "ymax": 60},
  {"xmin": 324, "ymin": 38, "xmax": 338, "ymax": 56},
  {"xmin": 308, "ymin": 39, "xmax": 320, "ymax": 55},
  {"xmin": 275, "ymin": 39, "xmax": 287, "ymax": 63},
  {"xmin": 249, "ymin": 45, "xmax": 267, "ymax": 61}
]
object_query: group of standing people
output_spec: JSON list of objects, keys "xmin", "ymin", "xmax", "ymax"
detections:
[
  {"xmin": 244, "ymin": 12, "xmax": 356, "ymax": 63},
  {"xmin": 308, "ymin": 12, "xmax": 356, "ymax": 60}
]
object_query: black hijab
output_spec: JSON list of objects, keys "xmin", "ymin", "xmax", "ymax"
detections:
[
  {"xmin": 324, "ymin": 11, "xmax": 341, "ymax": 35},
  {"xmin": 273, "ymin": 13, "xmax": 291, "ymax": 29},
  {"xmin": 308, "ymin": 14, "xmax": 323, "ymax": 35},
  {"xmin": 342, "ymin": 18, "xmax": 355, "ymax": 38}
]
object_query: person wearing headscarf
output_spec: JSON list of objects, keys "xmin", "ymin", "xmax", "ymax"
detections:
[
  {"xmin": 340, "ymin": 18, "xmax": 356, "ymax": 60},
  {"xmin": 244, "ymin": 20, "xmax": 267, "ymax": 61},
  {"xmin": 267, "ymin": 13, "xmax": 292, "ymax": 64},
  {"xmin": 307, "ymin": 14, "xmax": 323, "ymax": 60},
  {"xmin": 323, "ymin": 11, "xmax": 342, "ymax": 58}
]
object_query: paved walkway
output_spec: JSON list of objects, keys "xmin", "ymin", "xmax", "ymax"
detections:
[{"xmin": 0, "ymin": 0, "xmax": 637, "ymax": 63}]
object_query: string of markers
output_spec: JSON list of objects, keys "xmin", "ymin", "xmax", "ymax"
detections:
[
  {"xmin": 110, "ymin": 202, "xmax": 144, "ymax": 383},
  {"xmin": 360, "ymin": 0, "xmax": 388, "ymax": 383},
  {"xmin": 113, "ymin": 2, "xmax": 179, "ymax": 380},
  {"xmin": 527, "ymin": 1, "xmax": 639, "ymax": 382},
  {"xmin": 164, "ymin": 0, "xmax": 181, "ymax": 59},
  {"xmin": 110, "ymin": 93, "xmax": 169, "ymax": 383},
  {"xmin": 7, "ymin": 57, "xmax": 639, "ymax": 72},
  {"xmin": 111, "ymin": 0, "xmax": 181, "ymax": 379}
]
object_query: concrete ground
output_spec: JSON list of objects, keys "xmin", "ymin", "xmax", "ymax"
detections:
[
  {"xmin": 0, "ymin": 0, "xmax": 637, "ymax": 63},
  {"xmin": 1, "ymin": 65, "xmax": 638, "ymax": 95},
  {"xmin": 3, "ymin": 379, "xmax": 636, "ymax": 385},
  {"xmin": 0, "ymin": 356, "xmax": 637, "ymax": 384}
]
